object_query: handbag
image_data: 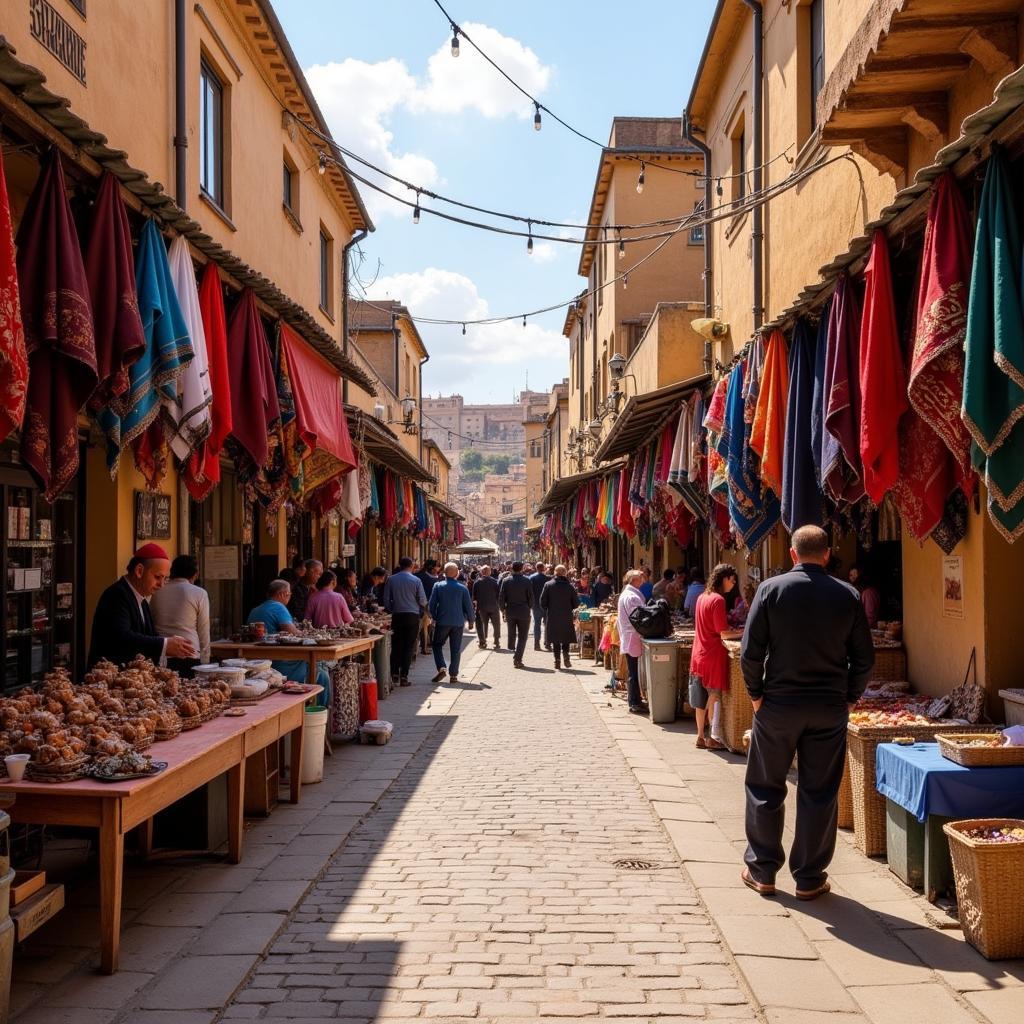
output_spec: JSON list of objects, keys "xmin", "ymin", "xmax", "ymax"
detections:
[{"xmin": 628, "ymin": 599, "xmax": 672, "ymax": 639}]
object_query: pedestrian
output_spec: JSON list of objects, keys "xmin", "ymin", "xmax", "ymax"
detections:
[
  {"xmin": 383, "ymin": 556, "xmax": 427, "ymax": 687},
  {"xmin": 279, "ymin": 554, "xmax": 305, "ymax": 586},
  {"xmin": 616, "ymin": 570, "xmax": 649, "ymax": 715},
  {"xmin": 499, "ymin": 560, "xmax": 534, "ymax": 667},
  {"xmin": 472, "ymin": 565, "xmax": 501, "ymax": 649},
  {"xmin": 682, "ymin": 567, "xmax": 706, "ymax": 616},
  {"xmin": 149, "ymin": 553, "xmax": 210, "ymax": 676},
  {"xmin": 288, "ymin": 558, "xmax": 322, "ymax": 621},
  {"xmin": 305, "ymin": 570, "xmax": 355, "ymax": 628},
  {"xmin": 591, "ymin": 570, "xmax": 615, "ymax": 607},
  {"xmin": 529, "ymin": 562, "xmax": 551, "ymax": 651},
  {"xmin": 689, "ymin": 563, "xmax": 738, "ymax": 751},
  {"xmin": 652, "ymin": 568, "xmax": 676, "ymax": 602},
  {"xmin": 337, "ymin": 567, "xmax": 360, "ymax": 615},
  {"xmin": 740, "ymin": 525, "xmax": 874, "ymax": 900},
  {"xmin": 416, "ymin": 558, "xmax": 440, "ymax": 654},
  {"xmin": 638, "ymin": 567, "xmax": 654, "ymax": 600},
  {"xmin": 89, "ymin": 544, "xmax": 197, "ymax": 669},
  {"xmin": 540, "ymin": 565, "xmax": 579, "ymax": 670},
  {"xmin": 428, "ymin": 562, "xmax": 475, "ymax": 683},
  {"xmin": 576, "ymin": 570, "xmax": 593, "ymax": 608},
  {"xmin": 359, "ymin": 566, "xmax": 387, "ymax": 609}
]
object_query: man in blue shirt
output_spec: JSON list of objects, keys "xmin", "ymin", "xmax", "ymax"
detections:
[
  {"xmin": 383, "ymin": 556, "xmax": 427, "ymax": 687},
  {"xmin": 428, "ymin": 563, "xmax": 475, "ymax": 683},
  {"xmin": 529, "ymin": 563, "xmax": 551, "ymax": 651}
]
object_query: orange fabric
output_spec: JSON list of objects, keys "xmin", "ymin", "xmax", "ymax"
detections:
[{"xmin": 750, "ymin": 329, "xmax": 789, "ymax": 496}]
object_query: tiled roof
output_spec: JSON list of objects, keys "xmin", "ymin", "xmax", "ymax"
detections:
[{"xmin": 609, "ymin": 117, "xmax": 698, "ymax": 153}]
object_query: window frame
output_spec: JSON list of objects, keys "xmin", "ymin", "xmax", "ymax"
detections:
[
  {"xmin": 809, "ymin": 0, "xmax": 825, "ymax": 133},
  {"xmin": 319, "ymin": 226, "xmax": 334, "ymax": 317},
  {"xmin": 689, "ymin": 199, "xmax": 705, "ymax": 245},
  {"xmin": 199, "ymin": 58, "xmax": 225, "ymax": 209}
]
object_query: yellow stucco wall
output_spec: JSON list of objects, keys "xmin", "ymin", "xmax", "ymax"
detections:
[{"xmin": 625, "ymin": 302, "xmax": 707, "ymax": 395}]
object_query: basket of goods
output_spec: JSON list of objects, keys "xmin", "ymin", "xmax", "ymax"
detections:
[
  {"xmin": 870, "ymin": 644, "xmax": 907, "ymax": 681},
  {"xmin": 936, "ymin": 732, "xmax": 1024, "ymax": 767},
  {"xmin": 90, "ymin": 750, "xmax": 166, "ymax": 782},
  {"xmin": 942, "ymin": 819, "xmax": 1024, "ymax": 959},
  {"xmin": 847, "ymin": 711, "xmax": 1000, "ymax": 856},
  {"xmin": 718, "ymin": 642, "xmax": 751, "ymax": 754}
]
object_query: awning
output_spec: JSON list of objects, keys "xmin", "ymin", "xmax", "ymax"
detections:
[
  {"xmin": 536, "ymin": 459, "xmax": 628, "ymax": 516},
  {"xmin": 428, "ymin": 495, "xmax": 463, "ymax": 521},
  {"xmin": 593, "ymin": 374, "xmax": 709, "ymax": 464},
  {"xmin": 346, "ymin": 406, "xmax": 434, "ymax": 484},
  {"xmin": 449, "ymin": 538, "xmax": 500, "ymax": 555},
  {"xmin": 281, "ymin": 324, "xmax": 355, "ymax": 473}
]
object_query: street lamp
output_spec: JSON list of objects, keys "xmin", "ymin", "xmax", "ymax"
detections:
[
  {"xmin": 588, "ymin": 418, "xmax": 603, "ymax": 439},
  {"xmin": 609, "ymin": 352, "xmax": 626, "ymax": 381}
]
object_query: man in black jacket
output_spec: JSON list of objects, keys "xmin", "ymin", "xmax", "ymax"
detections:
[
  {"xmin": 739, "ymin": 525, "xmax": 874, "ymax": 901},
  {"xmin": 416, "ymin": 559, "xmax": 440, "ymax": 654},
  {"xmin": 88, "ymin": 544, "xmax": 197, "ymax": 668},
  {"xmin": 528, "ymin": 563, "xmax": 551, "ymax": 651},
  {"xmin": 472, "ymin": 565, "xmax": 501, "ymax": 649},
  {"xmin": 499, "ymin": 561, "xmax": 534, "ymax": 667}
]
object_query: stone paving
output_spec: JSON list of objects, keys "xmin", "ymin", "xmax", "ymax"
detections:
[{"xmin": 9, "ymin": 636, "xmax": 1024, "ymax": 1023}]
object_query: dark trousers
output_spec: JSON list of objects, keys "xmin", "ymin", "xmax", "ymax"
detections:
[
  {"xmin": 390, "ymin": 612, "xmax": 421, "ymax": 680},
  {"xmin": 476, "ymin": 609, "xmax": 500, "ymax": 646},
  {"xmin": 168, "ymin": 657, "xmax": 200, "ymax": 678},
  {"xmin": 432, "ymin": 624, "xmax": 464, "ymax": 675},
  {"xmin": 744, "ymin": 700, "xmax": 848, "ymax": 889},
  {"xmin": 552, "ymin": 641, "xmax": 570, "ymax": 663},
  {"xmin": 532, "ymin": 606, "xmax": 547, "ymax": 645},
  {"xmin": 625, "ymin": 653, "xmax": 642, "ymax": 707},
  {"xmin": 507, "ymin": 615, "xmax": 530, "ymax": 662}
]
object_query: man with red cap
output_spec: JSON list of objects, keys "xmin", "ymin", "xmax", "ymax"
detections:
[{"xmin": 88, "ymin": 543, "xmax": 197, "ymax": 668}]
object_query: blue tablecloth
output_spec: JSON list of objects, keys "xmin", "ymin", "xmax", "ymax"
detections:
[{"xmin": 876, "ymin": 742, "xmax": 1024, "ymax": 823}]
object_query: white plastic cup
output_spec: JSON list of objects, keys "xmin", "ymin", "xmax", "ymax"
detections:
[{"xmin": 4, "ymin": 755, "xmax": 30, "ymax": 782}]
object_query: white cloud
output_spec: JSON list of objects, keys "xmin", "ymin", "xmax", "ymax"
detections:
[
  {"xmin": 530, "ymin": 241, "xmax": 559, "ymax": 264},
  {"xmin": 304, "ymin": 25, "xmax": 553, "ymax": 219},
  {"xmin": 366, "ymin": 267, "xmax": 567, "ymax": 394}
]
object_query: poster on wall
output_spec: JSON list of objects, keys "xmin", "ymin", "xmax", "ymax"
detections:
[
  {"xmin": 942, "ymin": 555, "xmax": 964, "ymax": 620},
  {"xmin": 204, "ymin": 545, "xmax": 241, "ymax": 581}
]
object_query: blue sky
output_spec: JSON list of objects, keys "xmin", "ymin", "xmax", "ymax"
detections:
[{"xmin": 276, "ymin": 0, "xmax": 719, "ymax": 402}]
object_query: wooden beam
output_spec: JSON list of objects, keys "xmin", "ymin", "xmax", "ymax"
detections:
[
  {"xmin": 901, "ymin": 101, "xmax": 948, "ymax": 141},
  {"xmin": 888, "ymin": 13, "xmax": 1016, "ymax": 34},
  {"xmin": 842, "ymin": 90, "xmax": 948, "ymax": 113},
  {"xmin": 960, "ymin": 23, "xmax": 1017, "ymax": 77},
  {"xmin": 823, "ymin": 125, "xmax": 909, "ymax": 179},
  {"xmin": 867, "ymin": 54, "xmax": 971, "ymax": 76}
]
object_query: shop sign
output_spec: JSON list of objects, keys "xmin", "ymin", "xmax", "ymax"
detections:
[
  {"xmin": 28, "ymin": 0, "xmax": 86, "ymax": 84},
  {"xmin": 134, "ymin": 491, "xmax": 171, "ymax": 541},
  {"xmin": 342, "ymin": 543, "xmax": 355, "ymax": 557},
  {"xmin": 942, "ymin": 555, "xmax": 964, "ymax": 620},
  {"xmin": 204, "ymin": 545, "xmax": 240, "ymax": 581}
]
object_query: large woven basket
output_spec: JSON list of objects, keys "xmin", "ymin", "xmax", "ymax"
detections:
[
  {"xmin": 937, "ymin": 734, "xmax": 1024, "ymax": 768},
  {"xmin": 943, "ymin": 819, "xmax": 1024, "ymax": 959},
  {"xmin": 848, "ymin": 722, "xmax": 1001, "ymax": 856},
  {"xmin": 871, "ymin": 647, "xmax": 907, "ymax": 681},
  {"xmin": 719, "ymin": 653, "xmax": 752, "ymax": 755}
]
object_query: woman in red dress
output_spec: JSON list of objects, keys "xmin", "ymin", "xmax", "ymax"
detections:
[{"xmin": 689, "ymin": 563, "xmax": 739, "ymax": 749}]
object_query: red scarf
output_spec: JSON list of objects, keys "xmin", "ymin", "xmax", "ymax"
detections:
[{"xmin": 0, "ymin": 151, "xmax": 26, "ymax": 442}]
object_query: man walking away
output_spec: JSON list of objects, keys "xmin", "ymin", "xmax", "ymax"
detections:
[
  {"xmin": 472, "ymin": 565, "xmax": 501, "ymax": 649},
  {"xmin": 416, "ymin": 559, "xmax": 439, "ymax": 654},
  {"xmin": 616, "ymin": 570, "xmax": 649, "ymax": 715},
  {"xmin": 150, "ymin": 554, "xmax": 210, "ymax": 677},
  {"xmin": 499, "ymin": 561, "xmax": 534, "ymax": 667},
  {"xmin": 540, "ymin": 565, "xmax": 579, "ymax": 670},
  {"xmin": 428, "ymin": 563, "xmax": 475, "ymax": 683},
  {"xmin": 529, "ymin": 563, "xmax": 551, "ymax": 650},
  {"xmin": 383, "ymin": 556, "xmax": 427, "ymax": 687},
  {"xmin": 740, "ymin": 525, "xmax": 874, "ymax": 900}
]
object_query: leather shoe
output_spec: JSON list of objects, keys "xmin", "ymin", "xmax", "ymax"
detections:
[
  {"xmin": 741, "ymin": 868, "xmax": 776, "ymax": 897},
  {"xmin": 431, "ymin": 669, "xmax": 446, "ymax": 683},
  {"xmin": 628, "ymin": 703, "xmax": 649, "ymax": 715}
]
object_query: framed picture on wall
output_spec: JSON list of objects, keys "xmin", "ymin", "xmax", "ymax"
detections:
[
  {"xmin": 153, "ymin": 495, "xmax": 172, "ymax": 539},
  {"xmin": 134, "ymin": 491, "xmax": 153, "ymax": 540}
]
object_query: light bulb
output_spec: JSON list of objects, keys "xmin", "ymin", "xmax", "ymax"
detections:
[
  {"xmin": 533, "ymin": 103, "xmax": 542, "ymax": 132},
  {"xmin": 413, "ymin": 199, "xmax": 421, "ymax": 225},
  {"xmin": 716, "ymin": 178, "xmax": 723, "ymax": 197},
  {"xmin": 636, "ymin": 163, "xmax": 645, "ymax": 194},
  {"xmin": 527, "ymin": 233, "xmax": 534, "ymax": 255},
  {"xmin": 618, "ymin": 234, "xmax": 625, "ymax": 260},
  {"xmin": 451, "ymin": 29, "xmax": 460, "ymax": 57},
  {"xmin": 462, "ymin": 323, "xmax": 466, "ymax": 336},
  {"xmin": 318, "ymin": 152, "xmax": 327, "ymax": 176},
  {"xmin": 623, "ymin": 274, "xmax": 629, "ymax": 290},
  {"xmin": 522, "ymin": 314, "xmax": 527, "ymax": 328}
]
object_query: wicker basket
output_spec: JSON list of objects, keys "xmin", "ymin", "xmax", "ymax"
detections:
[
  {"xmin": 179, "ymin": 713, "xmax": 203, "ymax": 731},
  {"xmin": 134, "ymin": 734, "xmax": 154, "ymax": 752},
  {"xmin": 718, "ymin": 651, "xmax": 752, "ymax": 755},
  {"xmin": 848, "ymin": 722, "xmax": 1001, "ymax": 856},
  {"xmin": 871, "ymin": 647, "xmax": 907, "ymax": 681},
  {"xmin": 943, "ymin": 819, "xmax": 1024, "ymax": 959},
  {"xmin": 155, "ymin": 718, "xmax": 182, "ymax": 742},
  {"xmin": 837, "ymin": 754, "xmax": 853, "ymax": 828},
  {"xmin": 936, "ymin": 734, "xmax": 1024, "ymax": 768},
  {"xmin": 25, "ymin": 754, "xmax": 92, "ymax": 783}
]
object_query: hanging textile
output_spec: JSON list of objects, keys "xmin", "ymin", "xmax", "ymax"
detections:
[
  {"xmin": 339, "ymin": 465, "xmax": 362, "ymax": 522},
  {"xmin": 616, "ymin": 466, "xmax": 635, "ymax": 537},
  {"xmin": 742, "ymin": 337, "xmax": 764, "ymax": 479},
  {"xmin": 273, "ymin": 325, "xmax": 306, "ymax": 498},
  {"xmin": 0, "ymin": 149, "xmax": 26, "ymax": 443},
  {"xmin": 16, "ymin": 150, "xmax": 97, "ymax": 499},
  {"xmin": 750, "ymin": 329, "xmax": 789, "ymax": 497},
  {"xmin": 962, "ymin": 148, "xmax": 1024, "ymax": 542},
  {"xmin": 224, "ymin": 289, "xmax": 280, "ymax": 470},
  {"xmin": 166, "ymin": 236, "xmax": 212, "ymax": 467},
  {"xmin": 125, "ymin": 220, "xmax": 196, "ymax": 489},
  {"xmin": 83, "ymin": 172, "xmax": 144, "ymax": 417},
  {"xmin": 781, "ymin": 319, "xmax": 823, "ymax": 532},
  {"xmin": 822, "ymin": 274, "xmax": 865, "ymax": 504},
  {"xmin": 858, "ymin": 230, "xmax": 907, "ymax": 506},
  {"xmin": 724, "ymin": 362, "xmax": 778, "ymax": 550},
  {"xmin": 810, "ymin": 300, "xmax": 831, "ymax": 488},
  {"xmin": 187, "ymin": 261, "xmax": 232, "ymax": 500}
]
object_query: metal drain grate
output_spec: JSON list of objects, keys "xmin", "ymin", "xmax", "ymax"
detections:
[{"xmin": 613, "ymin": 858, "xmax": 656, "ymax": 871}]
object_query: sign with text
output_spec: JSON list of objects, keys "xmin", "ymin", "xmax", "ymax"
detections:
[
  {"xmin": 942, "ymin": 555, "xmax": 964, "ymax": 620},
  {"xmin": 204, "ymin": 545, "xmax": 241, "ymax": 582},
  {"xmin": 29, "ymin": 0, "xmax": 86, "ymax": 83}
]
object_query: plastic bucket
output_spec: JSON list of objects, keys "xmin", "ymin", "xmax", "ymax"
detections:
[
  {"xmin": 360, "ymin": 678, "xmax": 379, "ymax": 724},
  {"xmin": 300, "ymin": 707, "xmax": 329, "ymax": 784}
]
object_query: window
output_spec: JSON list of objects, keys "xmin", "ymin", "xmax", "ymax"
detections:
[
  {"xmin": 529, "ymin": 440, "xmax": 542, "ymax": 459},
  {"xmin": 282, "ymin": 153, "xmax": 299, "ymax": 220},
  {"xmin": 319, "ymin": 227, "xmax": 333, "ymax": 314},
  {"xmin": 810, "ymin": 0, "xmax": 825, "ymax": 132},
  {"xmin": 283, "ymin": 162, "xmax": 293, "ymax": 210},
  {"xmin": 730, "ymin": 113, "xmax": 747, "ymax": 207},
  {"xmin": 689, "ymin": 200, "xmax": 705, "ymax": 245},
  {"xmin": 199, "ymin": 60, "xmax": 224, "ymax": 207},
  {"xmin": 502, "ymin": 502, "xmax": 514, "ymax": 515}
]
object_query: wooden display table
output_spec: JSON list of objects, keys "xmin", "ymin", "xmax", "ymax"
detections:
[
  {"xmin": 0, "ymin": 687, "xmax": 319, "ymax": 974},
  {"xmin": 211, "ymin": 635, "xmax": 380, "ymax": 682},
  {"xmin": 575, "ymin": 613, "xmax": 608, "ymax": 664}
]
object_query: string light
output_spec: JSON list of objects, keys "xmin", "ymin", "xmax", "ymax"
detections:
[
  {"xmin": 617, "ymin": 231, "xmax": 625, "ymax": 260},
  {"xmin": 317, "ymin": 151, "xmax": 327, "ymax": 175},
  {"xmin": 623, "ymin": 274, "xmax": 629, "ymax": 290},
  {"xmin": 716, "ymin": 178, "xmax": 723, "ymax": 197},
  {"xmin": 461, "ymin": 323, "xmax": 466, "ymax": 335},
  {"xmin": 533, "ymin": 102, "xmax": 542, "ymax": 132},
  {"xmin": 450, "ymin": 26, "xmax": 460, "ymax": 57},
  {"xmin": 636, "ymin": 162, "xmax": 646, "ymax": 194},
  {"xmin": 522, "ymin": 314, "xmax": 527, "ymax": 328},
  {"xmin": 527, "ymin": 221, "xmax": 534, "ymax": 255},
  {"xmin": 413, "ymin": 190, "xmax": 421, "ymax": 225}
]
